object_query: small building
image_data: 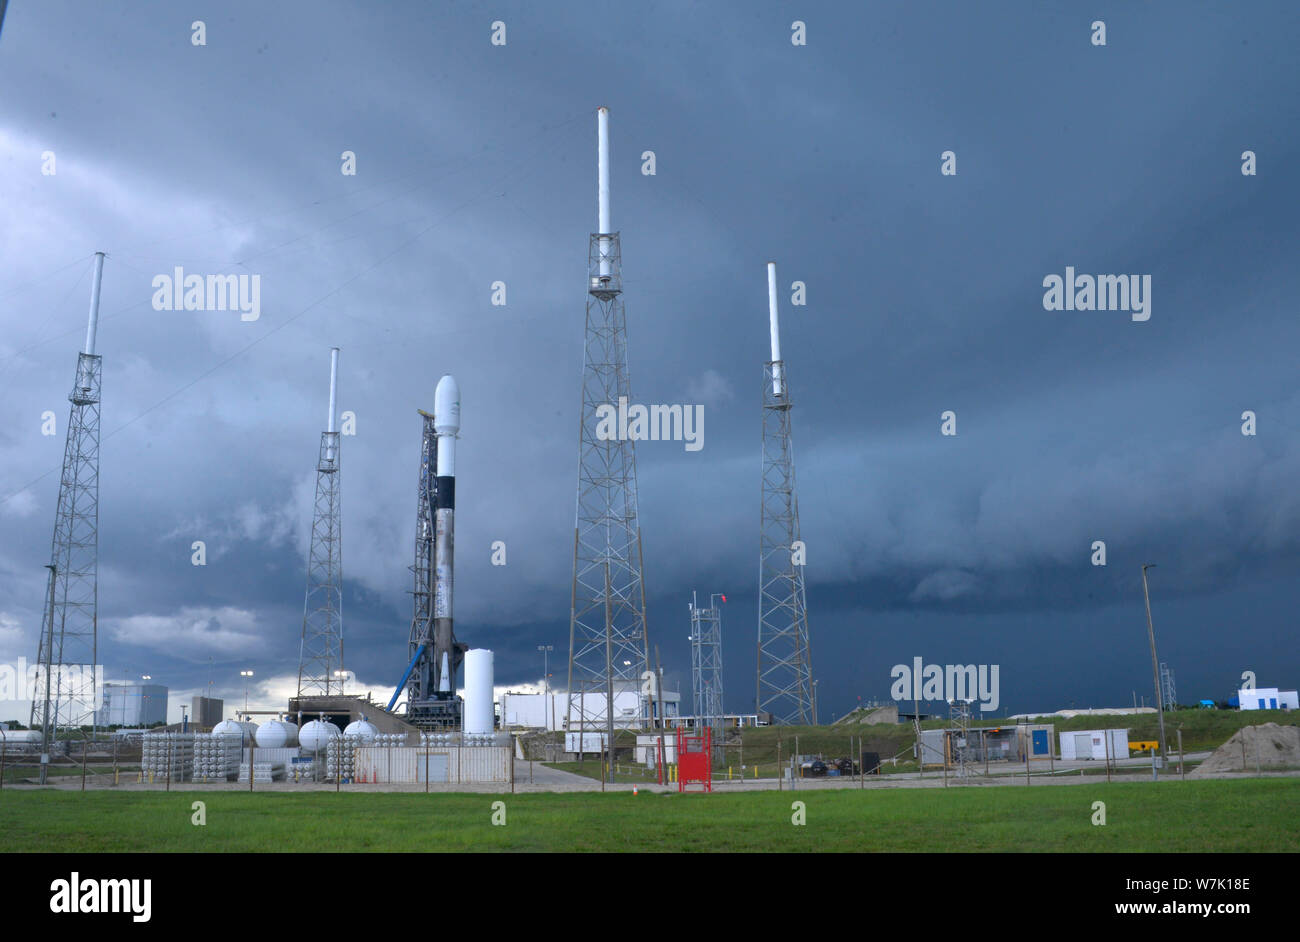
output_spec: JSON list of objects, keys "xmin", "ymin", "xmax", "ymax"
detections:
[
  {"xmin": 635, "ymin": 733, "xmax": 677, "ymax": 764},
  {"xmin": 917, "ymin": 724, "xmax": 1053, "ymax": 766},
  {"xmin": 1236, "ymin": 688, "xmax": 1298, "ymax": 711},
  {"xmin": 1059, "ymin": 728, "xmax": 1128, "ymax": 761}
]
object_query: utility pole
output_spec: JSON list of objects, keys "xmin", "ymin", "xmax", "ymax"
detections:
[{"xmin": 1141, "ymin": 564, "xmax": 1167, "ymax": 766}]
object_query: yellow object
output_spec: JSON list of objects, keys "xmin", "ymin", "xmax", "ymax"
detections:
[{"xmin": 1129, "ymin": 741, "xmax": 1158, "ymax": 754}]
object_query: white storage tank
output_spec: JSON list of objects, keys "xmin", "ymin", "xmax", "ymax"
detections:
[
  {"xmin": 0, "ymin": 730, "xmax": 42, "ymax": 744},
  {"xmin": 464, "ymin": 648, "xmax": 495, "ymax": 736},
  {"xmin": 299, "ymin": 719, "xmax": 340, "ymax": 754},
  {"xmin": 344, "ymin": 717, "xmax": 378, "ymax": 743},
  {"xmin": 255, "ymin": 718, "xmax": 299, "ymax": 748}
]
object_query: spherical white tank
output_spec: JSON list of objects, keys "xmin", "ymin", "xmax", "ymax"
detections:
[
  {"xmin": 463, "ymin": 648, "xmax": 495, "ymax": 737},
  {"xmin": 299, "ymin": 720, "xmax": 340, "ymax": 753},
  {"xmin": 255, "ymin": 719, "xmax": 299, "ymax": 748},
  {"xmin": 343, "ymin": 717, "xmax": 378, "ymax": 743}
]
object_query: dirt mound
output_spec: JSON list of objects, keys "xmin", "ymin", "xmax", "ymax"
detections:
[{"xmin": 1189, "ymin": 722, "xmax": 1300, "ymax": 776}]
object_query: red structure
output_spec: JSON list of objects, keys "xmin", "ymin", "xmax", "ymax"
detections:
[{"xmin": 676, "ymin": 726, "xmax": 712, "ymax": 792}]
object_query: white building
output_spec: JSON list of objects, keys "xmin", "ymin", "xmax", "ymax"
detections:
[
  {"xmin": 96, "ymin": 683, "xmax": 168, "ymax": 727},
  {"xmin": 500, "ymin": 687, "xmax": 680, "ymax": 731},
  {"xmin": 1237, "ymin": 688, "xmax": 1298, "ymax": 711},
  {"xmin": 1059, "ymin": 728, "xmax": 1128, "ymax": 761}
]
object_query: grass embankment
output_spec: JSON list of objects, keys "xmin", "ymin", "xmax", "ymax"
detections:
[
  {"xmin": 533, "ymin": 709, "xmax": 1300, "ymax": 779},
  {"xmin": 0, "ymin": 779, "xmax": 1294, "ymax": 852},
  {"xmin": 731, "ymin": 708, "xmax": 1300, "ymax": 767}
]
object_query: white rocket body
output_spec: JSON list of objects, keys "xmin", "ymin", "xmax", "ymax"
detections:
[{"xmin": 433, "ymin": 375, "xmax": 460, "ymax": 683}]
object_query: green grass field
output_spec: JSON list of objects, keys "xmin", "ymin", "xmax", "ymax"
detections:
[{"xmin": 0, "ymin": 778, "xmax": 1294, "ymax": 852}]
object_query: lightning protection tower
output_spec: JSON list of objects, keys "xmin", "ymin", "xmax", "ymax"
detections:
[
  {"xmin": 690, "ymin": 592, "xmax": 725, "ymax": 753},
  {"xmin": 566, "ymin": 106, "xmax": 651, "ymax": 765},
  {"xmin": 1160, "ymin": 662, "xmax": 1176, "ymax": 712},
  {"xmin": 756, "ymin": 261, "xmax": 815, "ymax": 725},
  {"xmin": 30, "ymin": 252, "xmax": 107, "ymax": 781},
  {"xmin": 297, "ymin": 348, "xmax": 344, "ymax": 697}
]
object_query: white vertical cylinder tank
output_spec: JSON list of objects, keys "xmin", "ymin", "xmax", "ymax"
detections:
[{"xmin": 463, "ymin": 648, "xmax": 495, "ymax": 736}]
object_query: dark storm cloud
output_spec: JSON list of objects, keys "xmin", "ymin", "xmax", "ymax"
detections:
[{"xmin": 0, "ymin": 1, "xmax": 1295, "ymax": 720}]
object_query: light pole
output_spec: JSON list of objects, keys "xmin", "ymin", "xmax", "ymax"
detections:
[
  {"xmin": 812, "ymin": 680, "xmax": 820, "ymax": 726},
  {"xmin": 240, "ymin": 670, "xmax": 254, "ymax": 714},
  {"xmin": 1141, "ymin": 564, "xmax": 1167, "ymax": 765},
  {"xmin": 141, "ymin": 675, "xmax": 152, "ymax": 728},
  {"xmin": 537, "ymin": 644, "xmax": 554, "ymax": 729}
]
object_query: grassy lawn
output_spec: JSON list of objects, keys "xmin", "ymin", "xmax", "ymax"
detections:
[{"xmin": 0, "ymin": 778, "xmax": 1294, "ymax": 852}]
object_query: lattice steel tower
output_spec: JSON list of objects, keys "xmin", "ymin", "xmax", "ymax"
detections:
[
  {"xmin": 297, "ymin": 347, "xmax": 344, "ymax": 697},
  {"xmin": 1160, "ymin": 662, "xmax": 1176, "ymax": 711},
  {"xmin": 30, "ymin": 252, "xmax": 106, "ymax": 780},
  {"xmin": 756, "ymin": 261, "xmax": 815, "ymax": 725},
  {"xmin": 690, "ymin": 592, "xmax": 725, "ymax": 743},
  {"xmin": 566, "ymin": 106, "xmax": 651, "ymax": 756}
]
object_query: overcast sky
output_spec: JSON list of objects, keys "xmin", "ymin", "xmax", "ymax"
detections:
[{"xmin": 1, "ymin": 1, "xmax": 1296, "ymax": 724}]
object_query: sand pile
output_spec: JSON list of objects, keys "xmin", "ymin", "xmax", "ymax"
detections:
[{"xmin": 1190, "ymin": 722, "xmax": 1300, "ymax": 776}]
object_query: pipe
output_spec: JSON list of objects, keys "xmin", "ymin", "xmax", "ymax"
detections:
[
  {"xmin": 767, "ymin": 261, "xmax": 783, "ymax": 397},
  {"xmin": 387, "ymin": 644, "xmax": 425, "ymax": 711},
  {"xmin": 597, "ymin": 107, "xmax": 611, "ymax": 277},
  {"xmin": 84, "ymin": 252, "xmax": 105, "ymax": 356}
]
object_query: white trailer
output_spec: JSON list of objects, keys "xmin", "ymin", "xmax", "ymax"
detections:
[
  {"xmin": 1059, "ymin": 728, "xmax": 1128, "ymax": 761},
  {"xmin": 564, "ymin": 732, "xmax": 607, "ymax": 754}
]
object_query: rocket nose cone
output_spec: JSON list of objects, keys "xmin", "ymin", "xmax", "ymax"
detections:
[{"xmin": 434, "ymin": 374, "xmax": 460, "ymax": 434}]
